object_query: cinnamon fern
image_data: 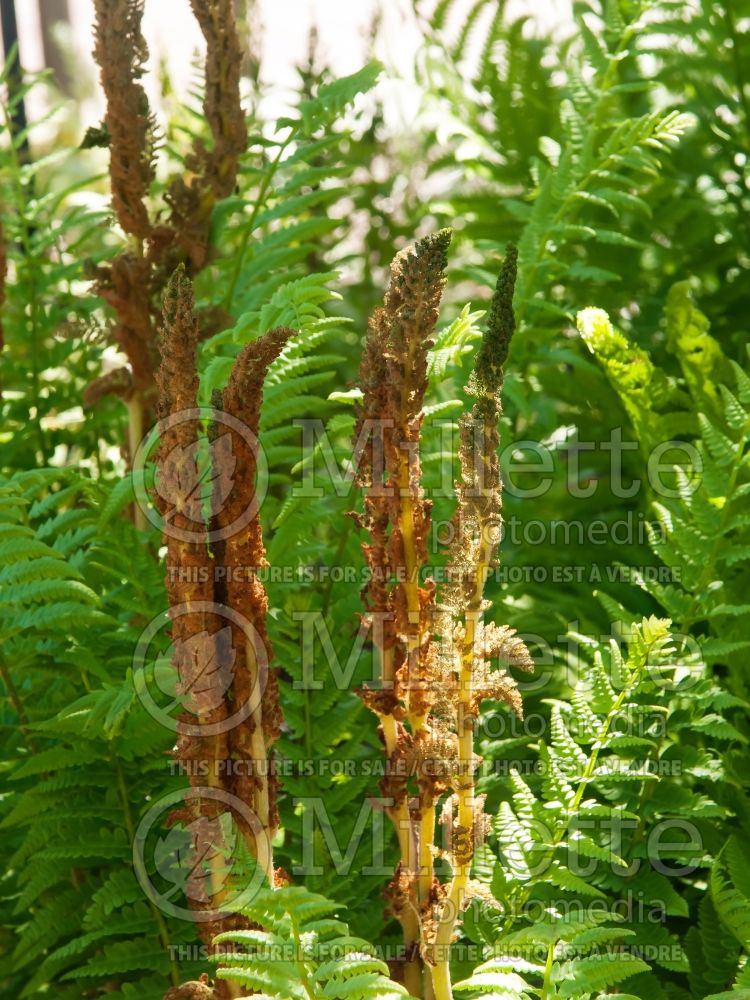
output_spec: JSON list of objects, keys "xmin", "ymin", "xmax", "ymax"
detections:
[{"xmin": 2, "ymin": 2, "xmax": 749, "ymax": 999}]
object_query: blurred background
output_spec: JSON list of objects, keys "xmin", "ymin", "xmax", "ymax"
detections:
[{"xmin": 4, "ymin": 0, "xmax": 566, "ymax": 124}]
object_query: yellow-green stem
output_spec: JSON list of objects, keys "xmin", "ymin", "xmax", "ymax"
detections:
[
  {"xmin": 378, "ymin": 643, "xmax": 423, "ymax": 998},
  {"xmin": 126, "ymin": 394, "xmax": 147, "ymax": 532},
  {"xmin": 540, "ymin": 941, "xmax": 555, "ymax": 1000},
  {"xmin": 396, "ymin": 447, "xmax": 434, "ymax": 948},
  {"xmin": 430, "ymin": 522, "xmax": 494, "ymax": 999},
  {"xmin": 245, "ymin": 643, "xmax": 275, "ymax": 888},
  {"xmin": 419, "ymin": 804, "xmax": 436, "ymax": 901}
]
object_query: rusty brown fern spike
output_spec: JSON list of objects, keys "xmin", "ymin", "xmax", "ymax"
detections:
[
  {"xmin": 163, "ymin": 974, "xmax": 216, "ymax": 1000},
  {"xmin": 153, "ymin": 267, "xmax": 291, "ymax": 991},
  {"xmin": 154, "ymin": 267, "xmax": 231, "ymax": 958},
  {"xmin": 430, "ymin": 244, "xmax": 532, "ymax": 1000},
  {"xmin": 166, "ymin": 0, "xmax": 247, "ymax": 271},
  {"xmin": 356, "ymin": 239, "xmax": 531, "ymax": 1000},
  {"xmin": 88, "ymin": 0, "xmax": 247, "ymax": 445},
  {"xmin": 354, "ymin": 230, "xmax": 451, "ymax": 999},
  {"xmin": 213, "ymin": 327, "xmax": 294, "ymax": 875},
  {"xmin": 92, "ymin": 0, "xmax": 155, "ymax": 242},
  {"xmin": 90, "ymin": 0, "xmax": 157, "ymax": 440}
]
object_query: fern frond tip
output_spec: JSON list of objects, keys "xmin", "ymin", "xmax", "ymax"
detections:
[{"xmin": 471, "ymin": 242, "xmax": 518, "ymax": 396}]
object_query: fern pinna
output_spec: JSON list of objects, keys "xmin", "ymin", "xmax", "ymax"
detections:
[
  {"xmin": 0, "ymin": 469, "xmax": 193, "ymax": 997},
  {"xmin": 577, "ymin": 285, "xmax": 750, "ymax": 994},
  {"xmin": 213, "ymin": 885, "xmax": 410, "ymax": 999}
]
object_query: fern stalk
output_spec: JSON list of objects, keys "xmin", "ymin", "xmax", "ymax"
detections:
[
  {"xmin": 88, "ymin": 0, "xmax": 246, "ymax": 434},
  {"xmin": 0, "ymin": 659, "xmax": 39, "ymax": 754},
  {"xmin": 430, "ymin": 245, "xmax": 530, "ymax": 999},
  {"xmin": 430, "ymin": 531, "xmax": 493, "ymax": 1000},
  {"xmin": 354, "ymin": 238, "xmax": 532, "ymax": 999},
  {"xmin": 540, "ymin": 941, "xmax": 555, "ymax": 1000},
  {"xmin": 394, "ymin": 441, "xmax": 436, "ymax": 925},
  {"xmin": 355, "ymin": 230, "xmax": 452, "ymax": 998},
  {"xmin": 125, "ymin": 394, "xmax": 147, "ymax": 531},
  {"xmin": 154, "ymin": 269, "xmax": 292, "ymax": 985}
]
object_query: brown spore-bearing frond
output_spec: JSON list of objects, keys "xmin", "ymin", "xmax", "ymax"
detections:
[
  {"xmin": 384, "ymin": 230, "xmax": 451, "ymax": 678},
  {"xmin": 154, "ymin": 267, "xmax": 206, "ymax": 550},
  {"xmin": 385, "ymin": 863, "xmax": 417, "ymax": 926},
  {"xmin": 483, "ymin": 622, "xmax": 534, "ymax": 672},
  {"xmin": 188, "ymin": 0, "xmax": 247, "ymax": 199},
  {"xmin": 221, "ymin": 329, "xmax": 293, "ymax": 439},
  {"xmin": 378, "ymin": 724, "xmax": 414, "ymax": 807},
  {"xmin": 353, "ymin": 232, "xmax": 452, "ymax": 997},
  {"xmin": 154, "ymin": 270, "xmax": 223, "ymax": 731},
  {"xmin": 470, "ymin": 243, "xmax": 518, "ymax": 399},
  {"xmin": 90, "ymin": 0, "xmax": 246, "ymax": 419},
  {"xmin": 90, "ymin": 251, "xmax": 157, "ymax": 407},
  {"xmin": 471, "ymin": 660, "xmax": 524, "ymax": 718},
  {"xmin": 441, "ymin": 245, "xmax": 522, "ymax": 656},
  {"xmin": 163, "ymin": 973, "xmax": 217, "ymax": 999},
  {"xmin": 90, "ymin": 0, "xmax": 158, "ymax": 417},
  {"xmin": 92, "ymin": 0, "xmax": 154, "ymax": 241},
  {"xmin": 363, "ymin": 230, "xmax": 451, "ymax": 474},
  {"xmin": 430, "ymin": 244, "xmax": 523, "ymax": 996},
  {"xmin": 353, "ymin": 290, "xmax": 391, "ymax": 609},
  {"xmin": 355, "ymin": 305, "xmax": 390, "ymax": 502},
  {"xmin": 165, "ymin": 0, "xmax": 247, "ymax": 272},
  {"xmin": 383, "ymin": 228, "xmax": 451, "ymax": 431},
  {"xmin": 354, "ymin": 310, "xmax": 394, "ymax": 690},
  {"xmin": 466, "ymin": 621, "xmax": 534, "ymax": 719},
  {"xmin": 153, "ymin": 270, "xmax": 230, "ymax": 947},
  {"xmin": 383, "ymin": 230, "xmax": 451, "ymax": 602},
  {"xmin": 442, "ymin": 413, "xmax": 501, "ymax": 614},
  {"xmin": 154, "ymin": 284, "xmax": 288, "ymax": 971},
  {"xmin": 355, "ymin": 232, "xmax": 453, "ymax": 708},
  {"xmin": 359, "ymin": 686, "xmax": 401, "ymax": 719},
  {"xmin": 414, "ymin": 723, "xmax": 457, "ymax": 803},
  {"xmin": 156, "ymin": 266, "xmax": 201, "ymax": 422},
  {"xmin": 215, "ymin": 328, "xmax": 294, "ymax": 842}
]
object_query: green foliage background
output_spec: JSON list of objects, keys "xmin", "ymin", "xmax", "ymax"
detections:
[{"xmin": 1, "ymin": 1, "xmax": 749, "ymax": 997}]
